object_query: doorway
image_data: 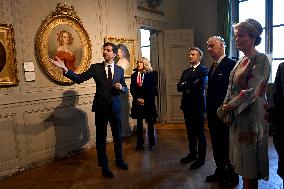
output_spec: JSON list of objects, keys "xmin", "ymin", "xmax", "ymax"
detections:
[{"xmin": 139, "ymin": 28, "xmax": 194, "ymax": 123}]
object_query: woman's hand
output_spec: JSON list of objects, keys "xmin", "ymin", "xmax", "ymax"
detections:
[
  {"xmin": 49, "ymin": 56, "xmax": 68, "ymax": 72},
  {"xmin": 222, "ymin": 103, "xmax": 234, "ymax": 111}
]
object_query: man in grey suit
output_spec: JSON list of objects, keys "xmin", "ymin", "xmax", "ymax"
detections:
[
  {"xmin": 51, "ymin": 42, "xmax": 128, "ymax": 179},
  {"xmin": 206, "ymin": 36, "xmax": 238, "ymax": 187}
]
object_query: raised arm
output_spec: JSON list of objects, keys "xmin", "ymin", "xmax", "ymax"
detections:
[
  {"xmin": 49, "ymin": 56, "xmax": 68, "ymax": 73},
  {"xmin": 223, "ymin": 54, "xmax": 270, "ymax": 114}
]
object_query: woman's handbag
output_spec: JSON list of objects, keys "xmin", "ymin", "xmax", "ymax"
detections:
[{"xmin": 217, "ymin": 105, "xmax": 232, "ymax": 125}]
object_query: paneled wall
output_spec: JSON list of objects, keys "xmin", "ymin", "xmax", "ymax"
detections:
[
  {"xmin": 183, "ymin": 0, "xmax": 218, "ymax": 67},
  {"xmin": 0, "ymin": 0, "xmax": 190, "ymax": 177}
]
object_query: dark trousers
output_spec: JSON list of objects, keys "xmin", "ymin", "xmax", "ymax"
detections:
[
  {"xmin": 273, "ymin": 133, "xmax": 284, "ymax": 179},
  {"xmin": 136, "ymin": 118, "xmax": 155, "ymax": 146},
  {"xmin": 207, "ymin": 113, "xmax": 231, "ymax": 170},
  {"xmin": 183, "ymin": 111, "xmax": 206, "ymax": 160},
  {"xmin": 95, "ymin": 108, "xmax": 123, "ymax": 168}
]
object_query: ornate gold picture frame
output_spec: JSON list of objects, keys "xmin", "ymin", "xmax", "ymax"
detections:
[
  {"xmin": 35, "ymin": 3, "xmax": 92, "ymax": 84},
  {"xmin": 0, "ymin": 24, "xmax": 18, "ymax": 86},
  {"xmin": 104, "ymin": 37, "xmax": 135, "ymax": 77}
]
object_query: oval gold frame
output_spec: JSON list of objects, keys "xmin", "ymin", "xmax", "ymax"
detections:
[
  {"xmin": 0, "ymin": 24, "xmax": 18, "ymax": 86},
  {"xmin": 35, "ymin": 3, "xmax": 91, "ymax": 84}
]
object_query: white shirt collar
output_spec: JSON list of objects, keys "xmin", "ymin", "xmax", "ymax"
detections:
[
  {"xmin": 105, "ymin": 61, "xmax": 114, "ymax": 67},
  {"xmin": 191, "ymin": 62, "xmax": 200, "ymax": 69}
]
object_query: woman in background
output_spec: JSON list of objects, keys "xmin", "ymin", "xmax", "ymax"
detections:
[
  {"xmin": 56, "ymin": 30, "xmax": 76, "ymax": 71},
  {"xmin": 130, "ymin": 57, "xmax": 158, "ymax": 151},
  {"xmin": 220, "ymin": 18, "xmax": 270, "ymax": 189},
  {"xmin": 117, "ymin": 44, "xmax": 130, "ymax": 72}
]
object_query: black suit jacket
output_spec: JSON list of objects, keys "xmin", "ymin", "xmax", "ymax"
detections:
[
  {"xmin": 206, "ymin": 56, "xmax": 236, "ymax": 115},
  {"xmin": 64, "ymin": 62, "xmax": 128, "ymax": 114},
  {"xmin": 269, "ymin": 62, "xmax": 284, "ymax": 134},
  {"xmin": 177, "ymin": 64, "xmax": 208, "ymax": 113}
]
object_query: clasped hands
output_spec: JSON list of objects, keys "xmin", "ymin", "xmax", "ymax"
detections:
[
  {"xmin": 221, "ymin": 103, "xmax": 234, "ymax": 111},
  {"xmin": 137, "ymin": 98, "xmax": 144, "ymax": 106}
]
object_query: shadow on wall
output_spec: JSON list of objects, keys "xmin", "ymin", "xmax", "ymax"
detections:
[{"xmin": 45, "ymin": 90, "xmax": 90, "ymax": 158}]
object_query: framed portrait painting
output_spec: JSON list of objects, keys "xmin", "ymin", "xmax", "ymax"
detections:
[
  {"xmin": 0, "ymin": 24, "xmax": 18, "ymax": 86},
  {"xmin": 35, "ymin": 3, "xmax": 92, "ymax": 84},
  {"xmin": 104, "ymin": 37, "xmax": 135, "ymax": 77}
]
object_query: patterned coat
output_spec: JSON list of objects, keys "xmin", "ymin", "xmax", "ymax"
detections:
[{"xmin": 223, "ymin": 52, "xmax": 270, "ymax": 180}]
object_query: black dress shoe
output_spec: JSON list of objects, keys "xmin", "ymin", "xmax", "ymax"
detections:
[
  {"xmin": 205, "ymin": 172, "xmax": 221, "ymax": 182},
  {"xmin": 219, "ymin": 173, "xmax": 239, "ymax": 187},
  {"xmin": 189, "ymin": 159, "xmax": 205, "ymax": 169},
  {"xmin": 149, "ymin": 145, "xmax": 156, "ymax": 151},
  {"xmin": 180, "ymin": 154, "xmax": 197, "ymax": 164},
  {"xmin": 102, "ymin": 167, "xmax": 114, "ymax": 178},
  {"xmin": 115, "ymin": 160, "xmax": 129, "ymax": 170}
]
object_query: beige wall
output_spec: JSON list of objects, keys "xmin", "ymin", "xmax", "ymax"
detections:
[{"xmin": 0, "ymin": 0, "xmax": 201, "ymax": 177}]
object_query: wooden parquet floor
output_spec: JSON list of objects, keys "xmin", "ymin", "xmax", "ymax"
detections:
[{"xmin": 0, "ymin": 123, "xmax": 282, "ymax": 189}]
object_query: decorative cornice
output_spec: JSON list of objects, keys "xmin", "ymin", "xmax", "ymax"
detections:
[{"xmin": 135, "ymin": 16, "xmax": 170, "ymax": 29}]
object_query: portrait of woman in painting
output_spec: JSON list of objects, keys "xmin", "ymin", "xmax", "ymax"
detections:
[
  {"xmin": 0, "ymin": 40, "xmax": 6, "ymax": 73},
  {"xmin": 116, "ymin": 44, "xmax": 130, "ymax": 73},
  {"xmin": 55, "ymin": 30, "xmax": 76, "ymax": 71}
]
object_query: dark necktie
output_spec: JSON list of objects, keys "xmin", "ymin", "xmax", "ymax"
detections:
[
  {"xmin": 211, "ymin": 62, "xmax": 218, "ymax": 77},
  {"xmin": 107, "ymin": 65, "xmax": 112, "ymax": 82}
]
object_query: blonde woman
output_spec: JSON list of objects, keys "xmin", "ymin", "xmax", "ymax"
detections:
[
  {"xmin": 56, "ymin": 30, "xmax": 76, "ymax": 71},
  {"xmin": 130, "ymin": 57, "xmax": 158, "ymax": 151}
]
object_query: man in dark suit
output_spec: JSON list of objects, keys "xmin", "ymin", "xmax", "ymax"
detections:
[
  {"xmin": 51, "ymin": 42, "xmax": 128, "ymax": 179},
  {"xmin": 269, "ymin": 62, "xmax": 284, "ymax": 184},
  {"xmin": 206, "ymin": 36, "xmax": 238, "ymax": 186},
  {"xmin": 177, "ymin": 47, "xmax": 208, "ymax": 169}
]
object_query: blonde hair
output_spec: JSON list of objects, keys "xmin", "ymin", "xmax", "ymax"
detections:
[
  {"xmin": 57, "ymin": 30, "xmax": 74, "ymax": 46},
  {"xmin": 233, "ymin": 18, "xmax": 263, "ymax": 46},
  {"xmin": 137, "ymin": 57, "xmax": 153, "ymax": 72}
]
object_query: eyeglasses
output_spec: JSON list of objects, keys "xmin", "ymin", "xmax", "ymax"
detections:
[{"xmin": 234, "ymin": 33, "xmax": 250, "ymax": 39}]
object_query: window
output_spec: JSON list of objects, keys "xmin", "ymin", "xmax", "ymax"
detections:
[
  {"xmin": 237, "ymin": 0, "xmax": 284, "ymax": 82},
  {"xmin": 140, "ymin": 29, "xmax": 150, "ymax": 60}
]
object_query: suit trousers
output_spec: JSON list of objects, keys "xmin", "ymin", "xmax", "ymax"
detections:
[
  {"xmin": 95, "ymin": 105, "xmax": 123, "ymax": 168},
  {"xmin": 207, "ymin": 113, "xmax": 233, "ymax": 172},
  {"xmin": 136, "ymin": 118, "xmax": 155, "ymax": 147},
  {"xmin": 183, "ymin": 110, "xmax": 206, "ymax": 160},
  {"xmin": 273, "ymin": 133, "xmax": 284, "ymax": 178}
]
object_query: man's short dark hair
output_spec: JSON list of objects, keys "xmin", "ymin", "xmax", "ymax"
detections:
[
  {"xmin": 189, "ymin": 47, "xmax": 203, "ymax": 60},
  {"xmin": 103, "ymin": 42, "xmax": 118, "ymax": 54}
]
